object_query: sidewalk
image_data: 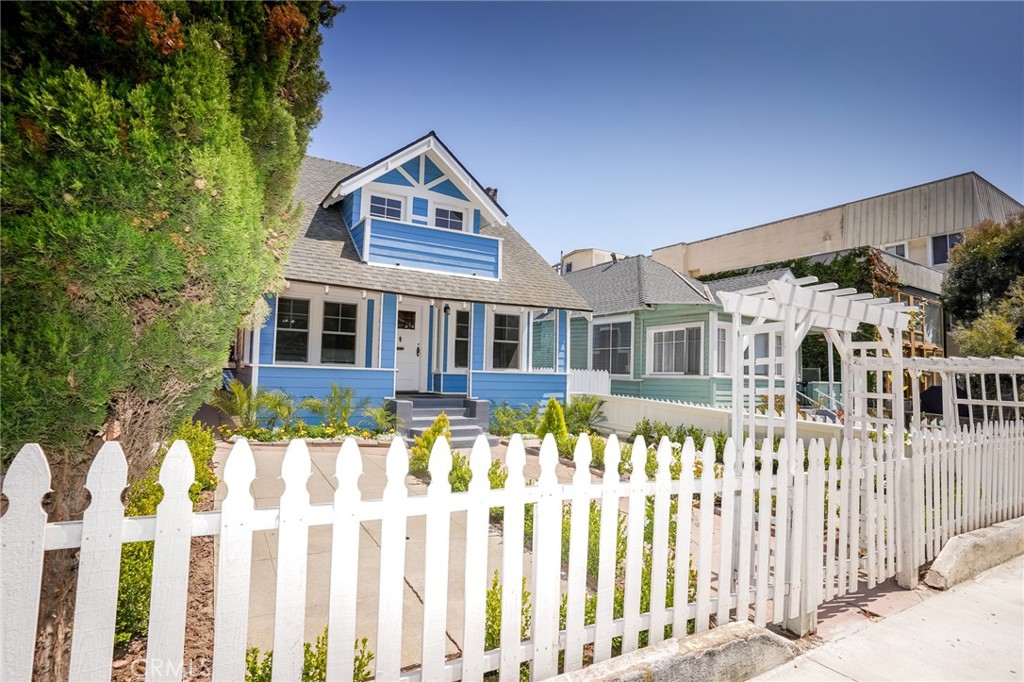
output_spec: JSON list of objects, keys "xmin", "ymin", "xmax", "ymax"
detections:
[{"xmin": 756, "ymin": 554, "xmax": 1024, "ymax": 681}]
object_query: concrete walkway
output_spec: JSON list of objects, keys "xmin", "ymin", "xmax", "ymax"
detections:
[{"xmin": 756, "ymin": 554, "xmax": 1024, "ymax": 681}]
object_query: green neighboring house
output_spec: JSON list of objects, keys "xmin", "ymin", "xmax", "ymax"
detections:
[{"xmin": 562, "ymin": 256, "xmax": 794, "ymax": 407}]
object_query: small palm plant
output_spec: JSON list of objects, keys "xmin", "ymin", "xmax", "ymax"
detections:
[
  {"xmin": 299, "ymin": 384, "xmax": 369, "ymax": 431},
  {"xmin": 209, "ymin": 378, "xmax": 265, "ymax": 430},
  {"xmin": 263, "ymin": 390, "xmax": 299, "ymax": 431},
  {"xmin": 362, "ymin": 402, "xmax": 403, "ymax": 434}
]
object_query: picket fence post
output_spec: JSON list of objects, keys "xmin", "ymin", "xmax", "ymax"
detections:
[
  {"xmin": 620, "ymin": 436, "xmax": 648, "ymax": 653},
  {"xmin": 1, "ymin": 444, "xmax": 52, "ymax": 682},
  {"xmin": 530, "ymin": 434, "xmax": 563, "ymax": 679},
  {"xmin": 326, "ymin": 437, "xmax": 363, "ymax": 682},
  {"xmin": 592, "ymin": 435, "xmax": 622, "ymax": 663},
  {"xmin": 375, "ymin": 438, "xmax": 410, "ymax": 682},
  {"xmin": 648, "ymin": 437, "xmax": 674, "ymax": 643},
  {"xmin": 213, "ymin": 439, "xmax": 257, "ymax": 682},
  {"xmin": 563, "ymin": 434, "xmax": 594, "ymax": 672},
  {"xmin": 459, "ymin": 436, "xmax": 493, "ymax": 681},
  {"xmin": 498, "ymin": 435, "xmax": 527, "ymax": 681},
  {"xmin": 421, "ymin": 437, "xmax": 454, "ymax": 682},
  {"xmin": 69, "ymin": 442, "xmax": 128, "ymax": 682},
  {"xmin": 146, "ymin": 441, "xmax": 196, "ymax": 682}
]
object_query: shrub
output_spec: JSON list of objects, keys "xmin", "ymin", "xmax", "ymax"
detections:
[
  {"xmin": 565, "ymin": 394, "xmax": 607, "ymax": 434},
  {"xmin": 362, "ymin": 402, "xmax": 401, "ymax": 434},
  {"xmin": 490, "ymin": 402, "xmax": 539, "ymax": 437},
  {"xmin": 629, "ymin": 418, "xmax": 673, "ymax": 443},
  {"xmin": 263, "ymin": 390, "xmax": 299, "ymax": 431},
  {"xmin": 409, "ymin": 412, "xmax": 450, "ymax": 475},
  {"xmin": 244, "ymin": 628, "xmax": 374, "ymax": 682},
  {"xmin": 483, "ymin": 571, "xmax": 531, "ymax": 682},
  {"xmin": 555, "ymin": 432, "xmax": 577, "ymax": 457},
  {"xmin": 536, "ymin": 398, "xmax": 568, "ymax": 441},
  {"xmin": 210, "ymin": 378, "xmax": 266, "ymax": 430}
]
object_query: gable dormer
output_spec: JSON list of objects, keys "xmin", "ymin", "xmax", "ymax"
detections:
[{"xmin": 322, "ymin": 132, "xmax": 507, "ymax": 280}]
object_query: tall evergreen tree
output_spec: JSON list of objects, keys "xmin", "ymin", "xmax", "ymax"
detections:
[{"xmin": 1, "ymin": 2, "xmax": 341, "ymax": 675}]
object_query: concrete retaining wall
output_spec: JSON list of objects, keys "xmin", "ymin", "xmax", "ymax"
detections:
[
  {"xmin": 925, "ymin": 516, "xmax": 1024, "ymax": 590},
  {"xmin": 550, "ymin": 621, "xmax": 797, "ymax": 682}
]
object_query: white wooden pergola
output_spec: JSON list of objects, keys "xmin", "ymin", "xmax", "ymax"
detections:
[
  {"xmin": 717, "ymin": 277, "xmax": 915, "ymax": 449},
  {"xmin": 906, "ymin": 355, "xmax": 1024, "ymax": 428}
]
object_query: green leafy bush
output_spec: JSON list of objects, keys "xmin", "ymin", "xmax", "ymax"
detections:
[
  {"xmin": 565, "ymin": 394, "xmax": 607, "ymax": 434},
  {"xmin": 409, "ymin": 412, "xmax": 451, "ymax": 475},
  {"xmin": 244, "ymin": 628, "xmax": 374, "ymax": 682},
  {"xmin": 483, "ymin": 571, "xmax": 531, "ymax": 682},
  {"xmin": 536, "ymin": 398, "xmax": 568, "ymax": 441},
  {"xmin": 490, "ymin": 402, "xmax": 540, "ymax": 437},
  {"xmin": 362, "ymin": 401, "xmax": 401, "ymax": 434},
  {"xmin": 210, "ymin": 378, "xmax": 266, "ymax": 430}
]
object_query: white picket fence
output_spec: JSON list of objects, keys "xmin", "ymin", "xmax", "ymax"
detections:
[
  {"xmin": 567, "ymin": 368, "xmax": 611, "ymax": 396},
  {"xmin": 3, "ymin": 424, "xmax": 1023, "ymax": 681}
]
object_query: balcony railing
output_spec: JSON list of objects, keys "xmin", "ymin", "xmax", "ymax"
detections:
[{"xmin": 350, "ymin": 217, "xmax": 501, "ymax": 279}]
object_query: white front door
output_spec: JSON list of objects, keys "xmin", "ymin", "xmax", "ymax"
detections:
[{"xmin": 395, "ymin": 305, "xmax": 426, "ymax": 392}]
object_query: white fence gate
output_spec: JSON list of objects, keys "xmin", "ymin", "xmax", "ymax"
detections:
[
  {"xmin": 3, "ymin": 423, "xmax": 1024, "ymax": 681},
  {"xmin": 567, "ymin": 369, "xmax": 611, "ymax": 396}
]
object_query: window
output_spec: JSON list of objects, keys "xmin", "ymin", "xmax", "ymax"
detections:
[
  {"xmin": 492, "ymin": 313, "xmax": 520, "ymax": 369},
  {"xmin": 592, "ymin": 321, "xmax": 631, "ymax": 375},
  {"xmin": 716, "ymin": 327, "xmax": 728, "ymax": 374},
  {"xmin": 275, "ymin": 298, "xmax": 309, "ymax": 362},
  {"xmin": 434, "ymin": 207, "xmax": 464, "ymax": 231},
  {"xmin": 564, "ymin": 262, "xmax": 573, "ymax": 273},
  {"xmin": 398, "ymin": 310, "xmax": 416, "ymax": 329},
  {"xmin": 745, "ymin": 332, "xmax": 783, "ymax": 376},
  {"xmin": 884, "ymin": 243, "xmax": 907, "ymax": 258},
  {"xmin": 369, "ymin": 195, "xmax": 402, "ymax": 221},
  {"xmin": 454, "ymin": 310, "xmax": 470, "ymax": 368},
  {"xmin": 649, "ymin": 325, "xmax": 701, "ymax": 375},
  {"xmin": 931, "ymin": 232, "xmax": 964, "ymax": 265},
  {"xmin": 321, "ymin": 301, "xmax": 357, "ymax": 364}
]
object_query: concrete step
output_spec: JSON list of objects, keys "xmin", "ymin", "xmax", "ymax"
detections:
[
  {"xmin": 409, "ymin": 424, "xmax": 485, "ymax": 440},
  {"xmin": 450, "ymin": 434, "xmax": 500, "ymax": 448},
  {"xmin": 412, "ymin": 407, "xmax": 469, "ymax": 420},
  {"xmin": 407, "ymin": 398, "xmax": 468, "ymax": 409}
]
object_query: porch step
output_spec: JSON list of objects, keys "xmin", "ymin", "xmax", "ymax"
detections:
[
  {"xmin": 395, "ymin": 395, "xmax": 496, "ymax": 448},
  {"xmin": 412, "ymin": 407, "xmax": 469, "ymax": 420}
]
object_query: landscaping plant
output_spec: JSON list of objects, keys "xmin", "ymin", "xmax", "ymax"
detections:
[
  {"xmin": 564, "ymin": 394, "xmax": 607, "ymax": 434},
  {"xmin": 244, "ymin": 628, "xmax": 374, "ymax": 682},
  {"xmin": 1, "ymin": 4, "xmax": 341, "ymax": 671},
  {"xmin": 362, "ymin": 401, "xmax": 402, "ymax": 435},
  {"xmin": 409, "ymin": 412, "xmax": 451, "ymax": 475},
  {"xmin": 210, "ymin": 378, "xmax": 267, "ymax": 431},
  {"xmin": 536, "ymin": 398, "xmax": 569, "ymax": 441},
  {"xmin": 300, "ymin": 384, "xmax": 370, "ymax": 432}
]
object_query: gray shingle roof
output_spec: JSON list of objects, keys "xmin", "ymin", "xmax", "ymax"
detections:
[
  {"xmin": 706, "ymin": 268, "xmax": 794, "ymax": 294},
  {"xmin": 284, "ymin": 156, "xmax": 591, "ymax": 311},
  {"xmin": 562, "ymin": 256, "xmax": 712, "ymax": 315}
]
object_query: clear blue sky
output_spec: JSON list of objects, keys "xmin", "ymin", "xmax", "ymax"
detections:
[{"xmin": 309, "ymin": 2, "xmax": 1024, "ymax": 263}]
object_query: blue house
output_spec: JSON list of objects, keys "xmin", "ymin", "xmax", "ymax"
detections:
[{"xmin": 233, "ymin": 132, "xmax": 591, "ymax": 437}]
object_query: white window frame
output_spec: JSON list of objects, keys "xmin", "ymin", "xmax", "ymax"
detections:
[
  {"xmin": 433, "ymin": 203, "xmax": 466, "ymax": 232},
  {"xmin": 644, "ymin": 322, "xmax": 704, "ymax": 376},
  {"xmin": 368, "ymin": 192, "xmax": 404, "ymax": 222},
  {"xmin": 486, "ymin": 306, "xmax": 525, "ymax": 371},
  {"xmin": 590, "ymin": 315, "xmax": 633, "ymax": 377},
  {"xmin": 445, "ymin": 304, "xmax": 472, "ymax": 372},
  {"xmin": 713, "ymin": 318, "xmax": 732, "ymax": 377},
  {"xmin": 929, "ymin": 232, "xmax": 964, "ymax": 267},
  {"xmin": 320, "ymin": 299, "xmax": 360, "ymax": 366},
  {"xmin": 883, "ymin": 241, "xmax": 908, "ymax": 258},
  {"xmin": 271, "ymin": 283, "xmax": 367, "ymax": 368}
]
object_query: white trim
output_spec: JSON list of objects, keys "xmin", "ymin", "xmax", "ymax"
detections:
[
  {"xmin": 271, "ymin": 283, "xmax": 368, "ymax": 369},
  {"xmin": 364, "ymin": 259, "xmax": 500, "ymax": 281},
  {"xmin": 396, "ymin": 301, "xmax": 430, "ymax": 392},
  {"xmin": 883, "ymin": 241, "xmax": 909, "ymax": 259},
  {"xmin": 644, "ymin": 321, "xmax": 705, "ymax": 376},
  {"xmin": 590, "ymin": 314, "xmax": 634, "ymax": 377},
  {"xmin": 367, "ymin": 191, "xmax": 406, "ymax": 223},
  {"xmin": 444, "ymin": 303, "xmax": 472, "ymax": 373},
  {"xmin": 432, "ymin": 202, "xmax": 467, "ymax": 232},
  {"xmin": 254, "ymin": 364, "xmax": 396, "ymax": 372},
  {"xmin": 323, "ymin": 135, "xmax": 508, "ymax": 227},
  {"xmin": 485, "ymin": 305, "xmax": 526, "ymax": 371}
]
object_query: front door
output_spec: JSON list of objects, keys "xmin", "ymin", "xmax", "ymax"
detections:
[{"xmin": 395, "ymin": 306, "xmax": 426, "ymax": 392}]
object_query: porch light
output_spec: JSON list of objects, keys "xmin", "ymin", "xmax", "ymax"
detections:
[{"xmin": 443, "ymin": 303, "xmax": 451, "ymax": 316}]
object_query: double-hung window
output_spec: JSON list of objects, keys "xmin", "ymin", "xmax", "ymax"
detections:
[
  {"xmin": 454, "ymin": 310, "xmax": 470, "ymax": 369},
  {"xmin": 275, "ymin": 298, "xmax": 309, "ymax": 362},
  {"xmin": 746, "ymin": 332, "xmax": 783, "ymax": 376},
  {"xmin": 884, "ymin": 242, "xmax": 907, "ymax": 258},
  {"xmin": 369, "ymin": 195, "xmax": 402, "ymax": 221},
  {"xmin": 592, "ymin": 320, "xmax": 631, "ymax": 375},
  {"xmin": 435, "ymin": 207, "xmax": 464, "ymax": 231},
  {"xmin": 492, "ymin": 313, "xmax": 520, "ymax": 369},
  {"xmin": 321, "ymin": 301, "xmax": 357, "ymax": 364},
  {"xmin": 649, "ymin": 324, "xmax": 702, "ymax": 375},
  {"xmin": 716, "ymin": 327, "xmax": 728, "ymax": 374}
]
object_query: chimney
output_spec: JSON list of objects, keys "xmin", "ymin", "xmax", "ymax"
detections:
[{"xmin": 484, "ymin": 187, "xmax": 499, "ymax": 202}]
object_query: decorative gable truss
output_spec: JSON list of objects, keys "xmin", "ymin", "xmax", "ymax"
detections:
[{"xmin": 321, "ymin": 132, "xmax": 507, "ymax": 279}]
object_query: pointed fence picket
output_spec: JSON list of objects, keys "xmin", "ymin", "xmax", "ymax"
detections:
[{"xmin": 3, "ymin": 422, "xmax": 1022, "ymax": 682}]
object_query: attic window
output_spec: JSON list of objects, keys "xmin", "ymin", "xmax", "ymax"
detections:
[
  {"xmin": 435, "ymin": 207, "xmax": 464, "ymax": 231},
  {"xmin": 370, "ymin": 195, "xmax": 402, "ymax": 221}
]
